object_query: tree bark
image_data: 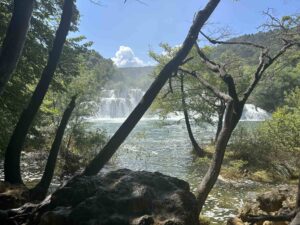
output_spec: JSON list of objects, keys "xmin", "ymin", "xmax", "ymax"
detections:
[
  {"xmin": 4, "ymin": 0, "xmax": 74, "ymax": 184},
  {"xmin": 215, "ymin": 101, "xmax": 225, "ymax": 143},
  {"xmin": 196, "ymin": 101, "xmax": 243, "ymax": 213},
  {"xmin": 0, "ymin": 0, "xmax": 35, "ymax": 95},
  {"xmin": 180, "ymin": 74, "xmax": 204, "ymax": 157},
  {"xmin": 30, "ymin": 96, "xmax": 76, "ymax": 201},
  {"xmin": 83, "ymin": 0, "xmax": 221, "ymax": 176}
]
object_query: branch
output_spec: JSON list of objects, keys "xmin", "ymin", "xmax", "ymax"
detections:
[
  {"xmin": 179, "ymin": 68, "xmax": 231, "ymax": 101},
  {"xmin": 200, "ymin": 31, "xmax": 266, "ymax": 49},
  {"xmin": 195, "ymin": 43, "xmax": 239, "ymax": 102},
  {"xmin": 261, "ymin": 10, "xmax": 289, "ymax": 33},
  {"xmin": 161, "ymin": 89, "xmax": 172, "ymax": 99},
  {"xmin": 195, "ymin": 43, "xmax": 221, "ymax": 73},
  {"xmin": 242, "ymin": 42, "xmax": 294, "ymax": 103},
  {"xmin": 268, "ymin": 42, "xmax": 294, "ymax": 64},
  {"xmin": 198, "ymin": 94, "xmax": 221, "ymax": 109},
  {"xmin": 181, "ymin": 56, "xmax": 194, "ymax": 65}
]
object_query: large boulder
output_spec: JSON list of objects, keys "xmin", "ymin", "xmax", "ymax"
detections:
[{"xmin": 31, "ymin": 169, "xmax": 199, "ymax": 225}]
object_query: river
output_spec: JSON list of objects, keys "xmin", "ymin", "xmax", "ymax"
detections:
[
  {"xmin": 88, "ymin": 117, "xmax": 270, "ymax": 224},
  {"xmin": 0, "ymin": 88, "xmax": 272, "ymax": 223}
]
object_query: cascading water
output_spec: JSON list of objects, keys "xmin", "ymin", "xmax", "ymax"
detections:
[
  {"xmin": 98, "ymin": 89, "xmax": 145, "ymax": 118},
  {"xmin": 241, "ymin": 104, "xmax": 270, "ymax": 121},
  {"xmin": 90, "ymin": 90, "xmax": 272, "ymax": 223},
  {"xmin": 97, "ymin": 89, "xmax": 270, "ymax": 121}
]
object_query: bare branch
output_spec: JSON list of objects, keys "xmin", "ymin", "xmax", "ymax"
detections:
[
  {"xmin": 181, "ymin": 56, "xmax": 194, "ymax": 65},
  {"xmin": 195, "ymin": 43, "xmax": 221, "ymax": 73},
  {"xmin": 198, "ymin": 94, "xmax": 221, "ymax": 109},
  {"xmin": 200, "ymin": 31, "xmax": 266, "ymax": 49},
  {"xmin": 179, "ymin": 68, "xmax": 231, "ymax": 101},
  {"xmin": 161, "ymin": 89, "xmax": 172, "ymax": 99},
  {"xmin": 242, "ymin": 42, "xmax": 294, "ymax": 103},
  {"xmin": 261, "ymin": 9, "xmax": 289, "ymax": 32},
  {"xmin": 195, "ymin": 43, "xmax": 239, "ymax": 102}
]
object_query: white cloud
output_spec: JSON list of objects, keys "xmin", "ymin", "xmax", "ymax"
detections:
[{"xmin": 112, "ymin": 46, "xmax": 146, "ymax": 67}]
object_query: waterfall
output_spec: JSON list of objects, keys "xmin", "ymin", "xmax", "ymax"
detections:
[
  {"xmin": 97, "ymin": 90, "xmax": 269, "ymax": 121},
  {"xmin": 241, "ymin": 104, "xmax": 270, "ymax": 121},
  {"xmin": 98, "ymin": 89, "xmax": 145, "ymax": 118}
]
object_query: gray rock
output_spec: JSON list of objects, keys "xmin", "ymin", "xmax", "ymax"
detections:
[{"xmin": 34, "ymin": 169, "xmax": 199, "ymax": 225}]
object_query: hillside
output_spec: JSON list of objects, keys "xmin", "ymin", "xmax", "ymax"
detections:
[
  {"xmin": 107, "ymin": 30, "xmax": 283, "ymax": 91},
  {"xmin": 105, "ymin": 66, "xmax": 155, "ymax": 90},
  {"xmin": 104, "ymin": 29, "xmax": 297, "ymax": 112},
  {"xmin": 211, "ymin": 30, "xmax": 283, "ymax": 63}
]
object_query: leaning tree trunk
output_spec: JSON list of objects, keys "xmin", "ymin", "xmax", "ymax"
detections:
[
  {"xmin": 30, "ymin": 96, "xmax": 76, "ymax": 201},
  {"xmin": 215, "ymin": 101, "xmax": 225, "ymax": 143},
  {"xmin": 0, "ymin": 0, "xmax": 35, "ymax": 95},
  {"xmin": 83, "ymin": 0, "xmax": 221, "ymax": 176},
  {"xmin": 4, "ymin": 0, "xmax": 74, "ymax": 184},
  {"xmin": 196, "ymin": 101, "xmax": 243, "ymax": 213},
  {"xmin": 180, "ymin": 74, "xmax": 204, "ymax": 157}
]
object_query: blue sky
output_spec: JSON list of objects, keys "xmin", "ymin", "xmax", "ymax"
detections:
[{"xmin": 76, "ymin": 0, "xmax": 300, "ymax": 67}]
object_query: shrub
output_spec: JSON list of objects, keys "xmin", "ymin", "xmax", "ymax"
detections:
[{"xmin": 230, "ymin": 88, "xmax": 300, "ymax": 178}]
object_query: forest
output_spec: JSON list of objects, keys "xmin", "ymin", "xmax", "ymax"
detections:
[{"xmin": 0, "ymin": 0, "xmax": 299, "ymax": 225}]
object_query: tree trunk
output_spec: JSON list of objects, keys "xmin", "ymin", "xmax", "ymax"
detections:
[
  {"xmin": 0, "ymin": 0, "xmax": 35, "ymax": 95},
  {"xmin": 4, "ymin": 0, "xmax": 74, "ymax": 184},
  {"xmin": 215, "ymin": 101, "xmax": 225, "ymax": 143},
  {"xmin": 196, "ymin": 101, "xmax": 243, "ymax": 213},
  {"xmin": 83, "ymin": 0, "xmax": 221, "ymax": 176},
  {"xmin": 180, "ymin": 74, "xmax": 204, "ymax": 157},
  {"xmin": 30, "ymin": 96, "xmax": 76, "ymax": 201}
]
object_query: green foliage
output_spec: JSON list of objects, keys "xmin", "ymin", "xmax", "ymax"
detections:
[
  {"xmin": 199, "ymin": 215, "xmax": 211, "ymax": 225},
  {"xmin": 66, "ymin": 124, "xmax": 107, "ymax": 162},
  {"xmin": 211, "ymin": 30, "xmax": 282, "ymax": 63},
  {"xmin": 150, "ymin": 44, "xmax": 224, "ymax": 126},
  {"xmin": 0, "ymin": 0, "xmax": 84, "ymax": 154},
  {"xmin": 230, "ymin": 88, "xmax": 300, "ymax": 178},
  {"xmin": 221, "ymin": 159, "xmax": 248, "ymax": 179},
  {"xmin": 260, "ymin": 87, "xmax": 300, "ymax": 154},
  {"xmin": 251, "ymin": 51, "xmax": 300, "ymax": 112},
  {"xmin": 211, "ymin": 29, "xmax": 300, "ymax": 112},
  {"xmin": 0, "ymin": 0, "xmax": 114, "ymax": 163}
]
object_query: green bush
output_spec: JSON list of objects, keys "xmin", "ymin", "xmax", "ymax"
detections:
[{"xmin": 230, "ymin": 88, "xmax": 300, "ymax": 178}]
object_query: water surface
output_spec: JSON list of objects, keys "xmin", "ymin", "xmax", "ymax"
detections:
[{"xmin": 89, "ymin": 118, "xmax": 269, "ymax": 224}]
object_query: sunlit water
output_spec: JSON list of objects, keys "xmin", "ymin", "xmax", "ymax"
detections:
[
  {"xmin": 0, "ymin": 117, "xmax": 270, "ymax": 224},
  {"xmin": 88, "ymin": 118, "xmax": 270, "ymax": 224}
]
